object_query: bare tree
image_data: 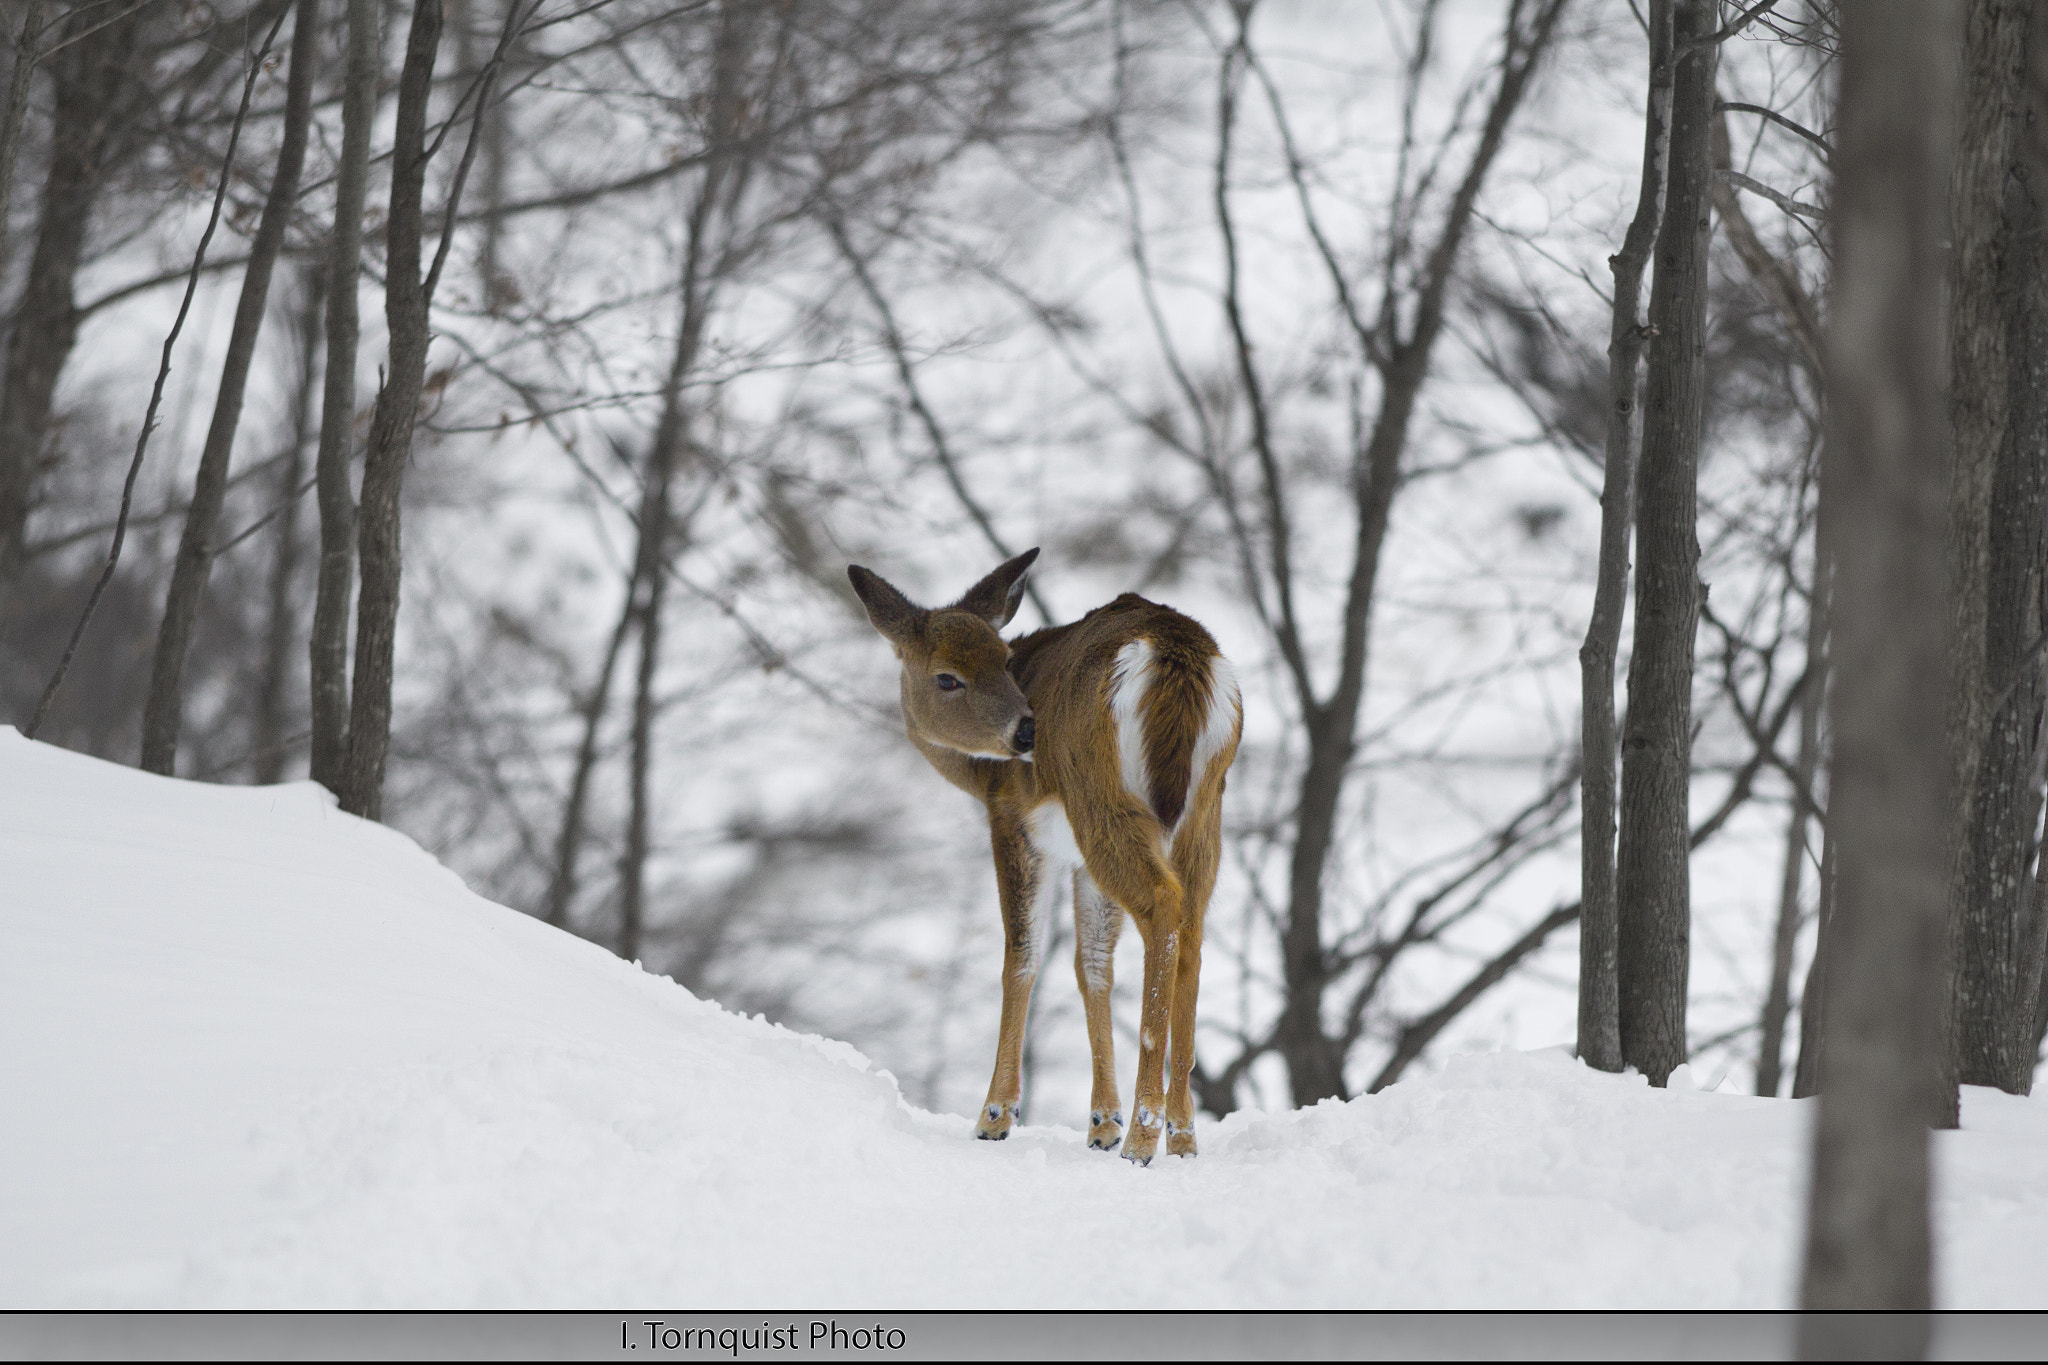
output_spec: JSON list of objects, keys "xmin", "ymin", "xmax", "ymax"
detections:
[
  {"xmin": 308, "ymin": 0, "xmax": 381, "ymax": 793},
  {"xmin": 1701, "ymin": 89, "xmax": 1834, "ymax": 1098},
  {"xmin": 1940, "ymin": 0, "xmax": 2032, "ymax": 1130},
  {"xmin": 141, "ymin": 0, "xmax": 321, "ymax": 776},
  {"xmin": 340, "ymin": 0, "xmax": 527, "ymax": 818},
  {"xmin": 338, "ymin": 0, "xmax": 448, "ymax": 818},
  {"xmin": 1613, "ymin": 0, "xmax": 1718, "ymax": 1087},
  {"xmin": 1956, "ymin": 0, "xmax": 2048, "ymax": 1099},
  {"xmin": 1578, "ymin": 0, "xmax": 1673, "ymax": 1076},
  {"xmin": 1799, "ymin": 0, "xmax": 1955, "ymax": 1338}
]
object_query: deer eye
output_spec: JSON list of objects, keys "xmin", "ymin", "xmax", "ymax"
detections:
[{"xmin": 935, "ymin": 673, "xmax": 963, "ymax": 691}]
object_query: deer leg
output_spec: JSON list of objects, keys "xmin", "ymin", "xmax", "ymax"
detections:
[
  {"xmin": 977, "ymin": 818, "xmax": 1047, "ymax": 1141},
  {"xmin": 1072, "ymin": 804, "xmax": 1183, "ymax": 1166},
  {"xmin": 1073, "ymin": 868, "xmax": 1124, "ymax": 1151},
  {"xmin": 1122, "ymin": 889, "xmax": 1184, "ymax": 1165},
  {"xmin": 1164, "ymin": 809, "xmax": 1221, "ymax": 1158}
]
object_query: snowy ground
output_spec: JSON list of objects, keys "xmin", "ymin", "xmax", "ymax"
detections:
[{"xmin": 4, "ymin": 727, "xmax": 2047, "ymax": 1310}]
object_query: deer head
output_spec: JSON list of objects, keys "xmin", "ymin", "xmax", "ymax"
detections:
[{"xmin": 847, "ymin": 549, "xmax": 1040, "ymax": 760}]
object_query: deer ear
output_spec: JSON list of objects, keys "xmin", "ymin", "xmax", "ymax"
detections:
[
  {"xmin": 951, "ymin": 548, "xmax": 1039, "ymax": 630},
  {"xmin": 847, "ymin": 564, "xmax": 923, "ymax": 646}
]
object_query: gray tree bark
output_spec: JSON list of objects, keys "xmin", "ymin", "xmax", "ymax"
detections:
[
  {"xmin": 1957, "ymin": 0, "xmax": 2048, "ymax": 1098},
  {"xmin": 308, "ymin": 0, "xmax": 381, "ymax": 794},
  {"xmin": 1941, "ymin": 0, "xmax": 2031, "ymax": 1132},
  {"xmin": 1798, "ymin": 0, "xmax": 1956, "ymax": 1338},
  {"xmin": 141, "ymin": 0, "xmax": 320, "ymax": 776},
  {"xmin": 1614, "ymin": 0, "xmax": 1716, "ymax": 1088},
  {"xmin": 1578, "ymin": 0, "xmax": 1672, "ymax": 1077},
  {"xmin": 340, "ymin": 0, "xmax": 443, "ymax": 820}
]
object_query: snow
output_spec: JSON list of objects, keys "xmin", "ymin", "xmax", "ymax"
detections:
[{"xmin": 4, "ymin": 726, "xmax": 2047, "ymax": 1310}]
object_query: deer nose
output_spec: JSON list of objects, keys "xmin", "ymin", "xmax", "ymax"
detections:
[{"xmin": 1013, "ymin": 716, "xmax": 1035, "ymax": 754}]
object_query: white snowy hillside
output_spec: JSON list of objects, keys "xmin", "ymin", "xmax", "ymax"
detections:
[{"xmin": 4, "ymin": 726, "xmax": 2047, "ymax": 1311}]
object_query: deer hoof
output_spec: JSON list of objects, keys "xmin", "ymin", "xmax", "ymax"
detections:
[
  {"xmin": 1086, "ymin": 1110, "xmax": 1123, "ymax": 1151},
  {"xmin": 1166, "ymin": 1119, "xmax": 1197, "ymax": 1158},
  {"xmin": 975, "ymin": 1102, "xmax": 1019, "ymax": 1141},
  {"xmin": 1122, "ymin": 1106, "xmax": 1162, "ymax": 1165}
]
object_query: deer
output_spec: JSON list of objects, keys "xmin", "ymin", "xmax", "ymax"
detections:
[{"xmin": 847, "ymin": 548, "xmax": 1241, "ymax": 1164}]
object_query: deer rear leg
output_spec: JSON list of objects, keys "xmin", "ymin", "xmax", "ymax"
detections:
[
  {"xmin": 1162, "ymin": 925, "xmax": 1203, "ymax": 1158},
  {"xmin": 1164, "ymin": 814, "xmax": 1219, "ymax": 1158},
  {"xmin": 1073, "ymin": 869, "xmax": 1124, "ymax": 1151},
  {"xmin": 1120, "ymin": 898, "xmax": 1183, "ymax": 1166},
  {"xmin": 1073, "ymin": 800, "xmax": 1183, "ymax": 1165}
]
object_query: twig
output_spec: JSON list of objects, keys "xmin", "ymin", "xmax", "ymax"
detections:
[
  {"xmin": 1718, "ymin": 98, "xmax": 1833, "ymax": 161},
  {"xmin": 1719, "ymin": 168, "xmax": 1827, "ymax": 222}
]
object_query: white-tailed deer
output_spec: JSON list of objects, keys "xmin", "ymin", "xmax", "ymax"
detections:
[{"xmin": 848, "ymin": 549, "xmax": 1241, "ymax": 1164}]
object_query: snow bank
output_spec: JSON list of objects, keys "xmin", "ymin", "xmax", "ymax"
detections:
[{"xmin": 3, "ymin": 727, "xmax": 2045, "ymax": 1308}]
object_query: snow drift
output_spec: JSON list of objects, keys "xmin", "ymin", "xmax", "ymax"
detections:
[{"xmin": 3, "ymin": 726, "xmax": 2046, "ymax": 1309}]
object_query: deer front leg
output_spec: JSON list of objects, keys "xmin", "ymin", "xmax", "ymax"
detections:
[
  {"xmin": 976, "ymin": 951, "xmax": 1036, "ymax": 1141},
  {"xmin": 977, "ymin": 815, "xmax": 1046, "ymax": 1141},
  {"xmin": 1073, "ymin": 869, "xmax": 1124, "ymax": 1151}
]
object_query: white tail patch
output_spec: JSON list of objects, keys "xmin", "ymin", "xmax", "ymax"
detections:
[
  {"xmin": 1108, "ymin": 639, "xmax": 1155, "ymax": 818},
  {"xmin": 1109, "ymin": 640, "xmax": 1241, "ymax": 839},
  {"xmin": 1185, "ymin": 654, "xmax": 1241, "ymax": 829}
]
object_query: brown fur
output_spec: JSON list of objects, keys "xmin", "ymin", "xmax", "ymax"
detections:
[{"xmin": 849, "ymin": 552, "xmax": 1242, "ymax": 1164}]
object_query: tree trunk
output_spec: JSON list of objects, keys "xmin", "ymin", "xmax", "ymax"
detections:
[
  {"xmin": 141, "ymin": 0, "xmax": 320, "ymax": 776},
  {"xmin": 1758, "ymin": 661, "xmax": 1823, "ymax": 1096},
  {"xmin": 542, "ymin": 574, "xmax": 635, "ymax": 929},
  {"xmin": 1614, "ymin": 0, "xmax": 1715, "ymax": 1088},
  {"xmin": 1941, "ymin": 0, "xmax": 2030, "ymax": 1132},
  {"xmin": 1797, "ymin": 0, "xmax": 1955, "ymax": 1336},
  {"xmin": 253, "ymin": 266, "xmax": 326, "ymax": 785},
  {"xmin": 1792, "ymin": 798, "xmax": 1837, "ymax": 1099},
  {"xmin": 1957, "ymin": 0, "xmax": 2048, "ymax": 1098},
  {"xmin": 0, "ymin": 5, "xmax": 145, "ymax": 624},
  {"xmin": 618, "ymin": 498, "xmax": 672, "ymax": 964},
  {"xmin": 339, "ymin": 0, "xmax": 444, "ymax": 821},
  {"xmin": 1578, "ymin": 0, "xmax": 1672, "ymax": 1076},
  {"xmin": 1759, "ymin": 522, "xmax": 1831, "ymax": 1096},
  {"xmin": 308, "ymin": 0, "xmax": 381, "ymax": 794}
]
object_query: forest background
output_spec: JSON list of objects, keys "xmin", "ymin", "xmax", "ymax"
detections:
[{"xmin": 0, "ymin": 0, "xmax": 1907, "ymax": 1132}]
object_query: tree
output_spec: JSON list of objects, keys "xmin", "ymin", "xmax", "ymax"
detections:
[
  {"xmin": 339, "ymin": 0, "xmax": 526, "ymax": 819},
  {"xmin": 1799, "ymin": 0, "xmax": 1955, "ymax": 1338},
  {"xmin": 1955, "ymin": 0, "xmax": 2048, "ymax": 1099},
  {"xmin": 308, "ymin": 0, "xmax": 381, "ymax": 794},
  {"xmin": 1613, "ymin": 0, "xmax": 1718, "ymax": 1088},
  {"xmin": 141, "ymin": 0, "xmax": 321, "ymax": 776},
  {"xmin": 1578, "ymin": 0, "xmax": 1673, "ymax": 1076}
]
